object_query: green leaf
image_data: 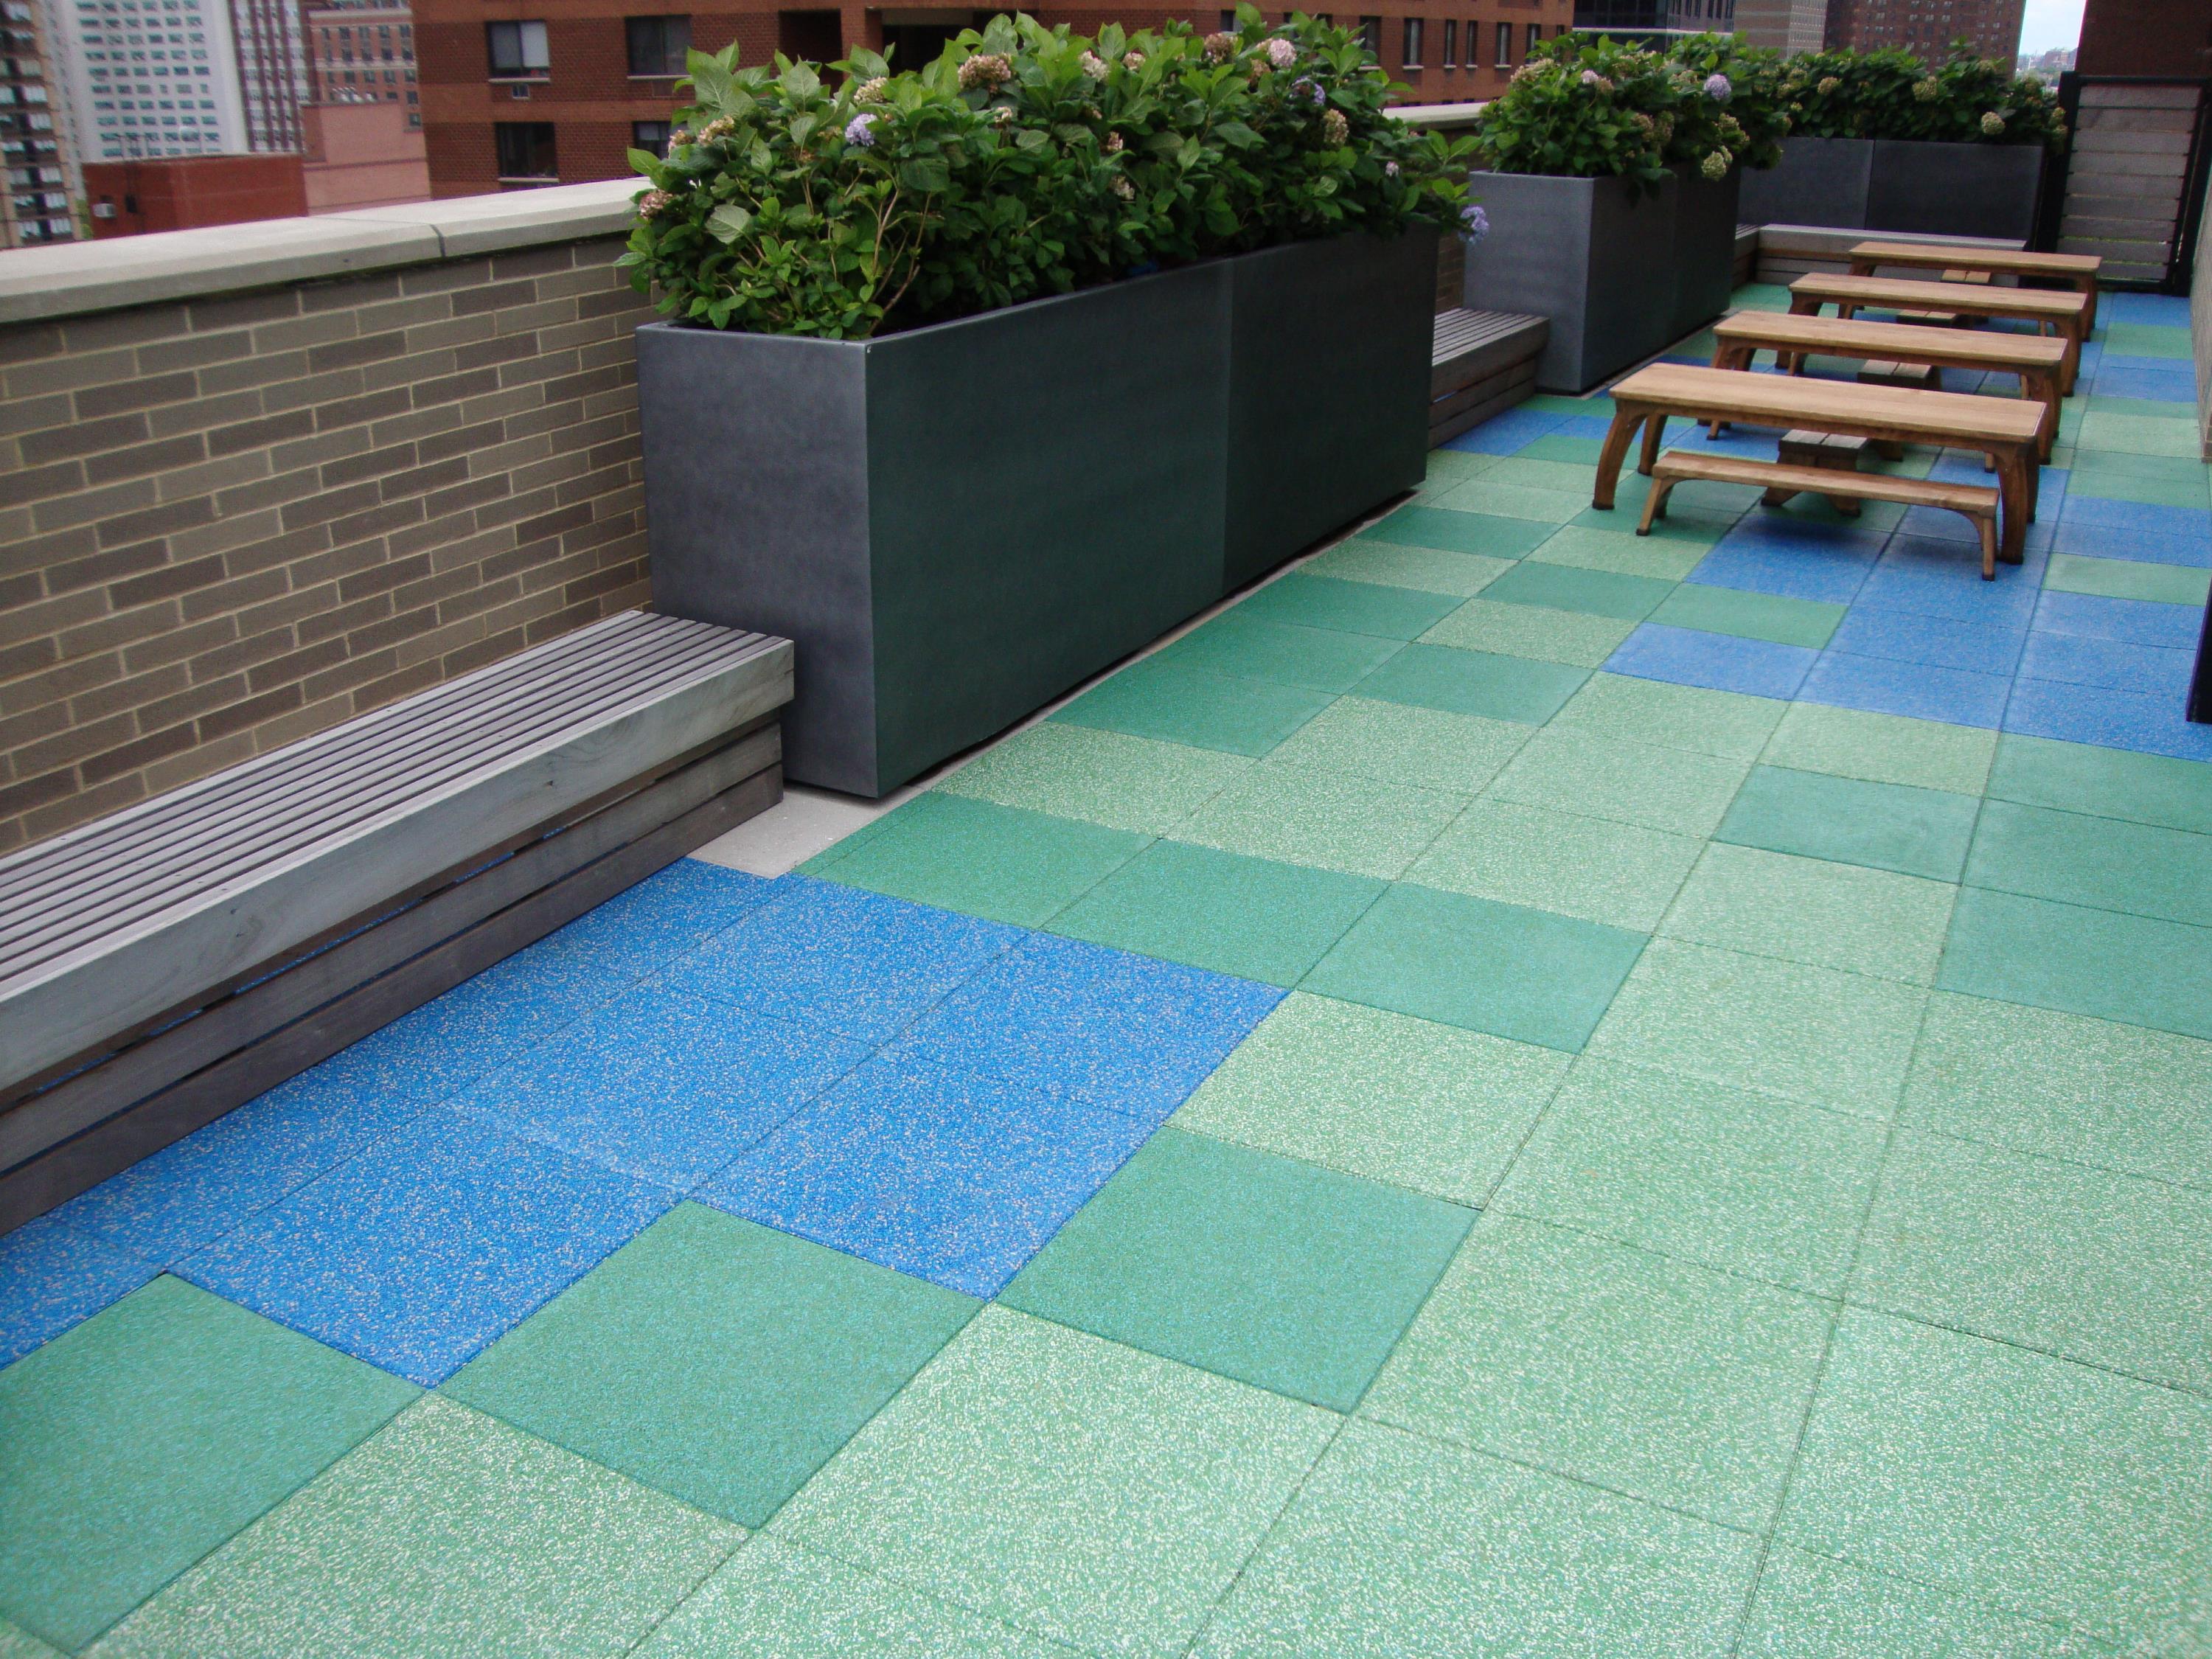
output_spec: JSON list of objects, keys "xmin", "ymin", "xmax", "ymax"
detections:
[
  {"xmin": 706, "ymin": 203, "xmax": 753, "ymax": 243},
  {"xmin": 899, "ymin": 156, "xmax": 952, "ymax": 192}
]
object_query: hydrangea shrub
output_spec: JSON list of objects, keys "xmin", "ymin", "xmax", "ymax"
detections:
[
  {"xmin": 1778, "ymin": 44, "xmax": 2066, "ymax": 147},
  {"xmin": 622, "ymin": 7, "xmax": 1474, "ymax": 338}
]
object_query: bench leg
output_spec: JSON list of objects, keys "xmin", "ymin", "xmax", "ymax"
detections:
[
  {"xmin": 1975, "ymin": 512, "xmax": 1997, "ymax": 580},
  {"xmin": 1994, "ymin": 452, "xmax": 2029, "ymax": 566},
  {"xmin": 2058, "ymin": 325, "xmax": 2080, "ymax": 396},
  {"xmin": 2082, "ymin": 276, "xmax": 2098, "ymax": 338},
  {"xmin": 1592, "ymin": 407, "xmax": 1643, "ymax": 510},
  {"xmin": 1872, "ymin": 439, "xmax": 1905, "ymax": 462},
  {"xmin": 1638, "ymin": 413, "xmax": 1666, "ymax": 476},
  {"xmin": 1826, "ymin": 495, "xmax": 1862, "ymax": 518},
  {"xmin": 1760, "ymin": 484, "xmax": 1801, "ymax": 509},
  {"xmin": 1638, "ymin": 476, "xmax": 1675, "ymax": 535},
  {"xmin": 1788, "ymin": 296, "xmax": 1819, "ymax": 317},
  {"xmin": 2028, "ymin": 371, "xmax": 2057, "ymax": 462}
]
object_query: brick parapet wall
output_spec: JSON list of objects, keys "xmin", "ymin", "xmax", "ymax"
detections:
[{"xmin": 0, "ymin": 229, "xmax": 656, "ymax": 853}]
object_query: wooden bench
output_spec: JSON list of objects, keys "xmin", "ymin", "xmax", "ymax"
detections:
[
  {"xmin": 1593, "ymin": 362, "xmax": 2048, "ymax": 565},
  {"xmin": 1430, "ymin": 307, "xmax": 1551, "ymax": 445},
  {"xmin": 1708, "ymin": 310, "xmax": 2069, "ymax": 459},
  {"xmin": 0, "ymin": 611, "xmax": 793, "ymax": 1230},
  {"xmin": 1786, "ymin": 274, "xmax": 2090, "ymax": 396},
  {"xmin": 1642, "ymin": 451, "xmax": 2003, "ymax": 578},
  {"xmin": 1845, "ymin": 240, "xmax": 2102, "ymax": 335}
]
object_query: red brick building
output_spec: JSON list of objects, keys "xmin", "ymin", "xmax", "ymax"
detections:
[
  {"xmin": 83, "ymin": 151, "xmax": 308, "ymax": 234},
  {"xmin": 305, "ymin": 1, "xmax": 424, "ymax": 125},
  {"xmin": 415, "ymin": 0, "xmax": 1566, "ymax": 197},
  {"xmin": 1820, "ymin": 0, "xmax": 2024, "ymax": 63}
]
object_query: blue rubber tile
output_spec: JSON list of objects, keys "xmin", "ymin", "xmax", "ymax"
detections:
[
  {"xmin": 1798, "ymin": 650, "xmax": 2012, "ymax": 730},
  {"xmin": 2047, "ymin": 520, "xmax": 2212, "ymax": 571},
  {"xmin": 2059, "ymin": 493, "xmax": 2212, "ymax": 543},
  {"xmin": 0, "ymin": 1213, "xmax": 156, "ymax": 1368},
  {"xmin": 698, "ymin": 1053, "xmax": 1150, "ymax": 1298},
  {"xmin": 384, "ymin": 939, "xmax": 659, "ymax": 1080},
  {"xmin": 49, "ymin": 1035, "xmax": 449, "ymax": 1267},
  {"xmin": 1559, "ymin": 414, "xmax": 1638, "ymax": 442},
  {"xmin": 453, "ymin": 997, "xmax": 872, "ymax": 1190},
  {"xmin": 2107, "ymin": 293, "xmax": 2191, "ymax": 325},
  {"xmin": 1853, "ymin": 538, "xmax": 2043, "ymax": 627},
  {"xmin": 2016, "ymin": 631, "xmax": 2195, "ymax": 699},
  {"xmin": 1688, "ymin": 537, "xmax": 1878, "ymax": 606},
  {"xmin": 2031, "ymin": 589, "xmax": 2205, "ymax": 650},
  {"xmin": 2003, "ymin": 679, "xmax": 2212, "ymax": 764},
  {"xmin": 2093, "ymin": 366, "xmax": 2197, "ymax": 403},
  {"xmin": 1824, "ymin": 606, "xmax": 2027, "ymax": 677},
  {"xmin": 882, "ymin": 932, "xmax": 1281, "ymax": 1128},
  {"xmin": 1605, "ymin": 624, "xmax": 1816, "ymax": 700},
  {"xmin": 177, "ymin": 1107, "xmax": 675, "ymax": 1385},
  {"xmin": 1444, "ymin": 408, "xmax": 1567, "ymax": 454},
  {"xmin": 653, "ymin": 875, "xmax": 1023, "ymax": 1044}
]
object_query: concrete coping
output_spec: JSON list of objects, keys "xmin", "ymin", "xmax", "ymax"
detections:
[
  {"xmin": 1391, "ymin": 102, "xmax": 1486, "ymax": 129},
  {"xmin": 0, "ymin": 178, "xmax": 641, "ymax": 327}
]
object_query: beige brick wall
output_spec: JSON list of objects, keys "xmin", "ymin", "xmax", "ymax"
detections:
[{"xmin": 0, "ymin": 236, "xmax": 656, "ymax": 854}]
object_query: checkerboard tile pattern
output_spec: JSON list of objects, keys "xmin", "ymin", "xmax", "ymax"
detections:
[{"xmin": 4, "ymin": 285, "xmax": 2209, "ymax": 1655}]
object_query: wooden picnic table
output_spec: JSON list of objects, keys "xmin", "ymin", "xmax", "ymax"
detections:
[
  {"xmin": 1591, "ymin": 363, "xmax": 2049, "ymax": 565},
  {"xmin": 1709, "ymin": 310, "xmax": 2069, "ymax": 460},
  {"xmin": 1845, "ymin": 241, "xmax": 2102, "ymax": 333},
  {"xmin": 1786, "ymin": 274, "xmax": 2090, "ymax": 397}
]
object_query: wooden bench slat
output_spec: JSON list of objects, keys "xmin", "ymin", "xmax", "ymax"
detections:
[
  {"xmin": 1790, "ymin": 274, "xmax": 2088, "ymax": 321},
  {"xmin": 1711, "ymin": 311, "xmax": 2069, "ymax": 369},
  {"xmin": 1606, "ymin": 362, "xmax": 2046, "ymax": 445},
  {"xmin": 1646, "ymin": 451, "xmax": 2001, "ymax": 577},
  {"xmin": 1846, "ymin": 240, "xmax": 2101, "ymax": 277}
]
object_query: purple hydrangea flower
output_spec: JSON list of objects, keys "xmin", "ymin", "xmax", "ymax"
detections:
[
  {"xmin": 1704, "ymin": 72, "xmax": 1732, "ymax": 102},
  {"xmin": 844, "ymin": 113, "xmax": 877, "ymax": 147},
  {"xmin": 1461, "ymin": 202, "xmax": 1488, "ymax": 240}
]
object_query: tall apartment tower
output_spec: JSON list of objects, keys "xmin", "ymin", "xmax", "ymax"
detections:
[
  {"xmin": 1823, "ymin": 0, "xmax": 2025, "ymax": 62},
  {"xmin": 41, "ymin": 0, "xmax": 307, "ymax": 161},
  {"xmin": 3, "ymin": 0, "xmax": 84, "ymax": 243},
  {"xmin": 1731, "ymin": 0, "xmax": 1828, "ymax": 52},
  {"xmin": 304, "ymin": 0, "xmax": 419, "ymax": 122}
]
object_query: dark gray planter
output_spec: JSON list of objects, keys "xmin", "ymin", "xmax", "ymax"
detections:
[
  {"xmin": 1672, "ymin": 164, "xmax": 1743, "ymax": 339},
  {"xmin": 1739, "ymin": 136, "xmax": 1874, "ymax": 228},
  {"xmin": 1222, "ymin": 227, "xmax": 1436, "ymax": 592},
  {"xmin": 1866, "ymin": 138, "xmax": 2045, "ymax": 241}
]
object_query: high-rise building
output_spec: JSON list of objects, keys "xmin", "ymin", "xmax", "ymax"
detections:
[
  {"xmin": 1822, "ymin": 0, "xmax": 2024, "ymax": 63},
  {"xmin": 2, "ymin": 0, "xmax": 83, "ymax": 243},
  {"xmin": 1572, "ymin": 0, "xmax": 1736, "ymax": 47},
  {"xmin": 1731, "ymin": 0, "xmax": 1826, "ymax": 52},
  {"xmin": 41, "ymin": 0, "xmax": 307, "ymax": 161},
  {"xmin": 413, "ymin": 3, "xmax": 1570, "ymax": 198},
  {"xmin": 305, "ymin": 0, "xmax": 418, "ymax": 124}
]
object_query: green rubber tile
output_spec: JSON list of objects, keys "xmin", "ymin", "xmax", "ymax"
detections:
[
  {"xmin": 1486, "ymin": 727, "xmax": 1752, "ymax": 837},
  {"xmin": 1419, "ymin": 446, "xmax": 1496, "ymax": 484},
  {"xmin": 1363, "ymin": 1215, "xmax": 1832, "ymax": 1531},
  {"xmin": 1419, "ymin": 597, "xmax": 1638, "ymax": 668},
  {"xmin": 635, "ymin": 1539, "xmax": 1079, "ymax": 1658},
  {"xmin": 2065, "ymin": 461, "xmax": 2209, "ymax": 509},
  {"xmin": 1741, "ymin": 1547, "xmax": 2096, "ymax": 1659},
  {"xmin": 1495, "ymin": 1056, "xmax": 1887, "ymax": 1295},
  {"xmin": 1048, "ymin": 658, "xmax": 1332, "ymax": 757},
  {"xmin": 1192, "ymin": 1420, "xmax": 1759, "ymax": 1659},
  {"xmin": 1305, "ymin": 882, "xmax": 1647, "ymax": 1053},
  {"xmin": 1518, "ymin": 433, "xmax": 1607, "ymax": 465},
  {"xmin": 1661, "ymin": 842, "xmax": 1958, "ymax": 984},
  {"xmin": 936, "ymin": 723, "xmax": 1251, "ymax": 838},
  {"xmin": 768, "ymin": 1307, "xmax": 1335, "ymax": 1659},
  {"xmin": 1360, "ymin": 503, "xmax": 1553, "ymax": 559},
  {"xmin": 1522, "ymin": 393, "xmax": 1614, "ymax": 414},
  {"xmin": 1481, "ymin": 455, "xmax": 1602, "ymax": 494},
  {"xmin": 1428, "ymin": 478, "xmax": 1587, "ymax": 524},
  {"xmin": 1001, "ymin": 1128, "xmax": 1471, "ymax": 1411},
  {"xmin": 2085, "ymin": 393, "xmax": 2200, "ymax": 418},
  {"xmin": 2062, "ymin": 448, "xmax": 2207, "ymax": 484},
  {"xmin": 1649, "ymin": 583, "xmax": 1846, "ymax": 649},
  {"xmin": 1902, "ymin": 991, "xmax": 2212, "ymax": 1189},
  {"xmin": 0, "ymin": 1621, "xmax": 61, "ymax": 1659},
  {"xmin": 1151, "ymin": 614, "xmax": 1402, "ymax": 693},
  {"xmin": 1262, "ymin": 695, "xmax": 1532, "ymax": 795},
  {"xmin": 1966, "ymin": 798, "xmax": 2212, "ymax": 931},
  {"xmin": 1856, "ymin": 1127, "xmax": 2212, "ymax": 1391},
  {"xmin": 1781, "ymin": 1310, "xmax": 2212, "ymax": 1654},
  {"xmin": 2100, "ymin": 321, "xmax": 2193, "ymax": 360},
  {"xmin": 1304, "ymin": 538, "xmax": 1511, "ymax": 597},
  {"xmin": 807, "ymin": 794, "xmax": 1146, "ymax": 928},
  {"xmin": 1717, "ymin": 764, "xmax": 1980, "ymax": 882},
  {"xmin": 1478, "ymin": 560, "xmax": 1675, "ymax": 622},
  {"xmin": 442, "ymin": 1206, "xmax": 978, "ymax": 1528},
  {"xmin": 1410, "ymin": 797, "xmax": 1702, "ymax": 931},
  {"xmin": 1046, "ymin": 838, "xmax": 1383, "ymax": 988},
  {"xmin": 1528, "ymin": 522, "xmax": 1713, "ymax": 580},
  {"xmin": 91, "ymin": 1396, "xmax": 740, "ymax": 1659},
  {"xmin": 1173, "ymin": 992, "xmax": 1571, "ymax": 1206},
  {"xmin": 0, "ymin": 1277, "xmax": 417, "ymax": 1654},
  {"xmin": 1573, "ymin": 494, "xmax": 1745, "ymax": 540},
  {"xmin": 2075, "ymin": 411, "xmax": 2200, "ymax": 457},
  {"xmin": 1548, "ymin": 670, "xmax": 1786, "ymax": 761},
  {"xmin": 1938, "ymin": 886, "xmax": 2212, "ymax": 1043},
  {"xmin": 1352, "ymin": 641, "xmax": 1590, "ymax": 725},
  {"xmin": 1987, "ymin": 733, "xmax": 2212, "ymax": 838},
  {"xmin": 1233, "ymin": 573, "xmax": 1463, "ymax": 641},
  {"xmin": 1172, "ymin": 760, "xmax": 1468, "ymax": 880},
  {"xmin": 2043, "ymin": 552, "xmax": 2211, "ymax": 606},
  {"xmin": 1763, "ymin": 702, "xmax": 1997, "ymax": 796},
  {"xmin": 1588, "ymin": 938, "xmax": 1928, "ymax": 1117}
]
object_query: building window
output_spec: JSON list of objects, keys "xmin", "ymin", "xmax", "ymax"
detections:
[
  {"xmin": 1218, "ymin": 7, "xmax": 1235, "ymax": 27},
  {"xmin": 1400, "ymin": 15, "xmax": 1419, "ymax": 65},
  {"xmin": 625, "ymin": 14, "xmax": 687, "ymax": 76},
  {"xmin": 1524, "ymin": 21, "xmax": 1538, "ymax": 58},
  {"xmin": 1441, "ymin": 17, "xmax": 1455, "ymax": 64},
  {"xmin": 633, "ymin": 117, "xmax": 670, "ymax": 156},
  {"xmin": 494, "ymin": 119, "xmax": 556, "ymax": 178},
  {"xmin": 1494, "ymin": 19, "xmax": 1509, "ymax": 65},
  {"xmin": 484, "ymin": 18, "xmax": 548, "ymax": 77},
  {"xmin": 1357, "ymin": 14, "xmax": 1380, "ymax": 54}
]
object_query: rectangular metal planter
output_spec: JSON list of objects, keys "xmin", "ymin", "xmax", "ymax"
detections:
[
  {"xmin": 1739, "ymin": 136, "xmax": 1875, "ymax": 228},
  {"xmin": 1738, "ymin": 135, "xmax": 2045, "ymax": 243},
  {"xmin": 1221, "ymin": 227, "xmax": 1436, "ymax": 592},
  {"xmin": 640, "ymin": 234, "xmax": 1434, "ymax": 796},
  {"xmin": 1672, "ymin": 164, "xmax": 1744, "ymax": 339}
]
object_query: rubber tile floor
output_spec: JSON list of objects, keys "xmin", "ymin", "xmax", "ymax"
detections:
[{"xmin": 3, "ymin": 286, "xmax": 2209, "ymax": 1657}]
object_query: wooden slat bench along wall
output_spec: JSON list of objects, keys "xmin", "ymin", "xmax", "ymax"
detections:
[
  {"xmin": 1430, "ymin": 308, "xmax": 1551, "ymax": 445},
  {"xmin": 1843, "ymin": 241, "xmax": 2103, "ymax": 333},
  {"xmin": 0, "ymin": 611, "xmax": 794, "ymax": 1231},
  {"xmin": 1707, "ymin": 311, "xmax": 2070, "ymax": 459},
  {"xmin": 1784, "ymin": 274, "xmax": 2090, "ymax": 395},
  {"xmin": 1591, "ymin": 363, "xmax": 2048, "ymax": 565}
]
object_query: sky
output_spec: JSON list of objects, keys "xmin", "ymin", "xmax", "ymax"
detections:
[{"xmin": 2017, "ymin": 0, "xmax": 2086, "ymax": 55}]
